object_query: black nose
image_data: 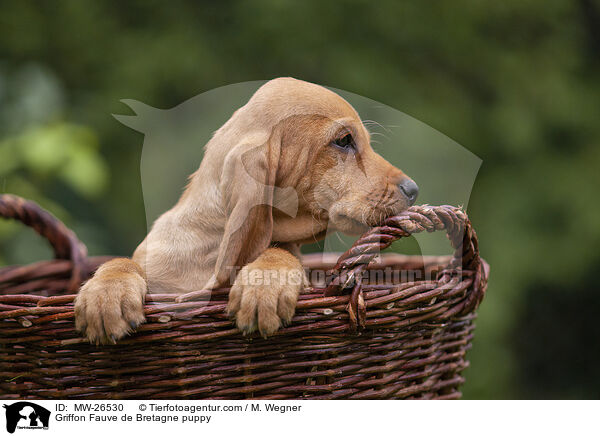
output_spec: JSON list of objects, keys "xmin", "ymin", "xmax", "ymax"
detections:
[{"xmin": 398, "ymin": 178, "xmax": 419, "ymax": 205}]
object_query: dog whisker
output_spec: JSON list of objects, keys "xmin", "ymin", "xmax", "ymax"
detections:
[{"xmin": 362, "ymin": 119, "xmax": 393, "ymax": 134}]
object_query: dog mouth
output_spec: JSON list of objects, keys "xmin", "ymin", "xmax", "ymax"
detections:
[
  {"xmin": 336, "ymin": 214, "xmax": 371, "ymax": 233},
  {"xmin": 329, "ymin": 193, "xmax": 412, "ymax": 235},
  {"xmin": 332, "ymin": 210, "xmax": 391, "ymax": 235},
  {"xmin": 339, "ymin": 208, "xmax": 398, "ymax": 228}
]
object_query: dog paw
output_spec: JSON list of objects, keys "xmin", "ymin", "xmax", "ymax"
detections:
[
  {"xmin": 226, "ymin": 259, "xmax": 307, "ymax": 338},
  {"xmin": 74, "ymin": 261, "xmax": 147, "ymax": 345}
]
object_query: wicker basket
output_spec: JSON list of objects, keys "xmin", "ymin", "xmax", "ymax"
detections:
[{"xmin": 0, "ymin": 194, "xmax": 488, "ymax": 400}]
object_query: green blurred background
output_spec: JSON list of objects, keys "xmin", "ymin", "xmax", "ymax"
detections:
[{"xmin": 1, "ymin": 1, "xmax": 599, "ymax": 399}]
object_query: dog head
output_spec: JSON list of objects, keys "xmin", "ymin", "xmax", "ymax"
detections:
[{"xmin": 199, "ymin": 78, "xmax": 418, "ymax": 285}]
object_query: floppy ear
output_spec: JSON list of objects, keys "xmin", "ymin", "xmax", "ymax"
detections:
[{"xmin": 212, "ymin": 130, "xmax": 282, "ymax": 287}]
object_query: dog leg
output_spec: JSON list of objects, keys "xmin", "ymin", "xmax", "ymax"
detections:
[
  {"xmin": 226, "ymin": 247, "xmax": 308, "ymax": 337},
  {"xmin": 74, "ymin": 258, "xmax": 147, "ymax": 345}
]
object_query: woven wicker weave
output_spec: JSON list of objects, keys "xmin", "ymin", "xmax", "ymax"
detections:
[{"xmin": 0, "ymin": 194, "xmax": 488, "ymax": 399}]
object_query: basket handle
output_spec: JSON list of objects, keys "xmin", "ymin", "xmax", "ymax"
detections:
[
  {"xmin": 0, "ymin": 194, "xmax": 88, "ymax": 291},
  {"xmin": 324, "ymin": 205, "xmax": 487, "ymax": 330}
]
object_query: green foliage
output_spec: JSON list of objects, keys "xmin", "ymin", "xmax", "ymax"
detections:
[
  {"xmin": 2, "ymin": 122, "xmax": 107, "ymax": 197},
  {"xmin": 0, "ymin": 66, "xmax": 109, "ymax": 264}
]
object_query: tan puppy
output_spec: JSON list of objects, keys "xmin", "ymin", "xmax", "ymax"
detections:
[{"xmin": 74, "ymin": 77, "xmax": 419, "ymax": 344}]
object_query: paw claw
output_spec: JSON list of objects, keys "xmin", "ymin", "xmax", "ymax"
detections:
[
  {"xmin": 74, "ymin": 269, "xmax": 146, "ymax": 345},
  {"xmin": 227, "ymin": 263, "xmax": 304, "ymax": 338}
]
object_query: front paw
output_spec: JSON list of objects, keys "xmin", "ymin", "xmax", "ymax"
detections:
[
  {"xmin": 226, "ymin": 264, "xmax": 307, "ymax": 338},
  {"xmin": 74, "ymin": 272, "xmax": 146, "ymax": 345}
]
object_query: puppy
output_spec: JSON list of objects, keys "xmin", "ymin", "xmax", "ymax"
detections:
[{"xmin": 74, "ymin": 77, "xmax": 419, "ymax": 344}]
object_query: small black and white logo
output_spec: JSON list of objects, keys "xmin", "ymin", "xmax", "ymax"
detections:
[{"xmin": 3, "ymin": 402, "xmax": 50, "ymax": 434}]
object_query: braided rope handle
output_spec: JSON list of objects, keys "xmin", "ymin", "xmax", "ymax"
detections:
[
  {"xmin": 0, "ymin": 194, "xmax": 88, "ymax": 291},
  {"xmin": 324, "ymin": 205, "xmax": 487, "ymax": 330}
]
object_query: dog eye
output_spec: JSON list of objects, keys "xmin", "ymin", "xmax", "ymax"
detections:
[{"xmin": 332, "ymin": 134, "xmax": 355, "ymax": 151}]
